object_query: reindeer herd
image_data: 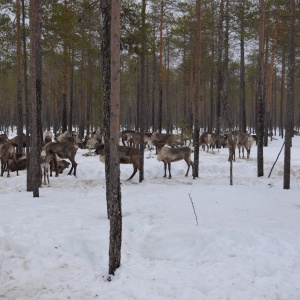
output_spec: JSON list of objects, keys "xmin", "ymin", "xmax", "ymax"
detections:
[{"xmin": 0, "ymin": 129, "xmax": 257, "ymax": 183}]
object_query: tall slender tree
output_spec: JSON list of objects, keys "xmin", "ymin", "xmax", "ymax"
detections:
[
  {"xmin": 257, "ymin": 0, "xmax": 265, "ymax": 177},
  {"xmin": 283, "ymin": 0, "xmax": 295, "ymax": 189},
  {"xmin": 139, "ymin": 0, "xmax": 147, "ymax": 183},
  {"xmin": 101, "ymin": 0, "xmax": 122, "ymax": 276},
  {"xmin": 16, "ymin": 0, "xmax": 23, "ymax": 155},
  {"xmin": 158, "ymin": 0, "xmax": 164, "ymax": 133},
  {"xmin": 29, "ymin": 0, "xmax": 42, "ymax": 197},
  {"xmin": 193, "ymin": 0, "xmax": 201, "ymax": 178}
]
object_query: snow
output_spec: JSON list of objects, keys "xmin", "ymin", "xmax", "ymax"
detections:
[{"xmin": 0, "ymin": 134, "xmax": 300, "ymax": 300}]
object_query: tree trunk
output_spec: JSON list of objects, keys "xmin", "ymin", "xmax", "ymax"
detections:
[
  {"xmin": 239, "ymin": 2, "xmax": 246, "ymax": 132},
  {"xmin": 108, "ymin": 0, "xmax": 122, "ymax": 276},
  {"xmin": 22, "ymin": 0, "xmax": 31, "ymax": 191},
  {"xmin": 265, "ymin": 9, "xmax": 279, "ymax": 145},
  {"xmin": 283, "ymin": 0, "xmax": 295, "ymax": 189},
  {"xmin": 29, "ymin": 0, "xmax": 42, "ymax": 197},
  {"xmin": 139, "ymin": 0, "xmax": 147, "ymax": 183},
  {"xmin": 193, "ymin": 0, "xmax": 201, "ymax": 178},
  {"xmin": 16, "ymin": 0, "xmax": 23, "ymax": 155},
  {"xmin": 216, "ymin": 0, "xmax": 224, "ymax": 135},
  {"xmin": 257, "ymin": 0, "xmax": 265, "ymax": 177},
  {"xmin": 68, "ymin": 49, "xmax": 74, "ymax": 132},
  {"xmin": 158, "ymin": 0, "xmax": 164, "ymax": 133},
  {"xmin": 280, "ymin": 50, "xmax": 286, "ymax": 139}
]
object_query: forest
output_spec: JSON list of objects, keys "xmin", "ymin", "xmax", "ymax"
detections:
[
  {"xmin": 0, "ymin": 0, "xmax": 300, "ymax": 282},
  {"xmin": 0, "ymin": 0, "xmax": 299, "ymax": 138}
]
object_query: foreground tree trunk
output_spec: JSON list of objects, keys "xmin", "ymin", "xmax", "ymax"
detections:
[
  {"xmin": 139, "ymin": 0, "xmax": 147, "ymax": 183},
  {"xmin": 193, "ymin": 0, "xmax": 201, "ymax": 178},
  {"xmin": 29, "ymin": 0, "xmax": 42, "ymax": 197},
  {"xmin": 256, "ymin": 0, "xmax": 265, "ymax": 177},
  {"xmin": 101, "ymin": 0, "xmax": 122, "ymax": 276},
  {"xmin": 284, "ymin": 0, "xmax": 295, "ymax": 189}
]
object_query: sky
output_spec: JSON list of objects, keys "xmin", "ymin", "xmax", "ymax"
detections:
[{"xmin": 0, "ymin": 132, "xmax": 300, "ymax": 300}]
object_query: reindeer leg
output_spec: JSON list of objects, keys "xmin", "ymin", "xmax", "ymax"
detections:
[
  {"xmin": 127, "ymin": 166, "xmax": 137, "ymax": 181},
  {"xmin": 46, "ymin": 167, "xmax": 50, "ymax": 186},
  {"xmin": 168, "ymin": 162, "xmax": 172, "ymax": 179},
  {"xmin": 185, "ymin": 160, "xmax": 190, "ymax": 177},
  {"xmin": 68, "ymin": 158, "xmax": 77, "ymax": 176},
  {"xmin": 163, "ymin": 161, "xmax": 167, "ymax": 178},
  {"xmin": 7, "ymin": 162, "xmax": 10, "ymax": 178}
]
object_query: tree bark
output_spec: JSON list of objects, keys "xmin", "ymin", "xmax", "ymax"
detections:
[
  {"xmin": 257, "ymin": 0, "xmax": 265, "ymax": 177},
  {"xmin": 283, "ymin": 0, "xmax": 295, "ymax": 189},
  {"xmin": 108, "ymin": 0, "xmax": 122, "ymax": 276},
  {"xmin": 239, "ymin": 2, "xmax": 246, "ymax": 132},
  {"xmin": 280, "ymin": 50, "xmax": 286, "ymax": 139},
  {"xmin": 29, "ymin": 0, "xmax": 42, "ymax": 197},
  {"xmin": 158, "ymin": 0, "xmax": 164, "ymax": 133},
  {"xmin": 100, "ymin": 0, "xmax": 111, "ymax": 218},
  {"xmin": 139, "ymin": 0, "xmax": 147, "ymax": 183},
  {"xmin": 193, "ymin": 0, "xmax": 201, "ymax": 178},
  {"xmin": 22, "ymin": 0, "xmax": 31, "ymax": 191},
  {"xmin": 16, "ymin": 0, "xmax": 23, "ymax": 155},
  {"xmin": 216, "ymin": 0, "xmax": 224, "ymax": 135},
  {"xmin": 265, "ymin": 9, "xmax": 279, "ymax": 146}
]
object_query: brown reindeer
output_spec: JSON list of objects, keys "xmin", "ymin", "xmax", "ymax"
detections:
[
  {"xmin": 120, "ymin": 130, "xmax": 135, "ymax": 146},
  {"xmin": 43, "ymin": 131, "xmax": 53, "ymax": 144},
  {"xmin": 237, "ymin": 132, "xmax": 255, "ymax": 159},
  {"xmin": 8, "ymin": 154, "xmax": 27, "ymax": 172},
  {"xmin": 96, "ymin": 144, "xmax": 140, "ymax": 180},
  {"xmin": 200, "ymin": 132, "xmax": 213, "ymax": 152},
  {"xmin": 157, "ymin": 146, "xmax": 193, "ymax": 179},
  {"xmin": 224, "ymin": 132, "xmax": 237, "ymax": 162},
  {"xmin": 151, "ymin": 132, "xmax": 177, "ymax": 154},
  {"xmin": 126, "ymin": 132, "xmax": 153, "ymax": 149},
  {"xmin": 0, "ymin": 143, "xmax": 19, "ymax": 177},
  {"xmin": 45, "ymin": 141, "xmax": 78, "ymax": 177}
]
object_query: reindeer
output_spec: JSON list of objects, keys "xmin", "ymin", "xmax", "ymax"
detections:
[
  {"xmin": 45, "ymin": 141, "xmax": 78, "ymax": 177},
  {"xmin": 55, "ymin": 130, "xmax": 78, "ymax": 142},
  {"xmin": 120, "ymin": 130, "xmax": 135, "ymax": 146},
  {"xmin": 0, "ymin": 142, "xmax": 19, "ymax": 177},
  {"xmin": 40, "ymin": 150, "xmax": 51, "ymax": 186},
  {"xmin": 151, "ymin": 132, "xmax": 177, "ymax": 154},
  {"xmin": 96, "ymin": 144, "xmax": 140, "ymax": 180},
  {"xmin": 126, "ymin": 132, "xmax": 153, "ymax": 149},
  {"xmin": 157, "ymin": 146, "xmax": 193, "ymax": 179},
  {"xmin": 237, "ymin": 132, "xmax": 255, "ymax": 159},
  {"xmin": 200, "ymin": 132, "xmax": 213, "ymax": 152},
  {"xmin": 8, "ymin": 154, "xmax": 27, "ymax": 172},
  {"xmin": 85, "ymin": 131, "xmax": 103, "ymax": 149},
  {"xmin": 43, "ymin": 131, "xmax": 53, "ymax": 144},
  {"xmin": 224, "ymin": 132, "xmax": 237, "ymax": 162},
  {"xmin": 9, "ymin": 133, "xmax": 26, "ymax": 153}
]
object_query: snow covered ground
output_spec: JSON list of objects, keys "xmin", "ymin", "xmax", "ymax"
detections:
[{"xmin": 0, "ymin": 134, "xmax": 300, "ymax": 300}]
